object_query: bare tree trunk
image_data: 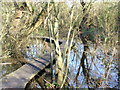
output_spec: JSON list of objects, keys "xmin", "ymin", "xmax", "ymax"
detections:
[{"xmin": 54, "ymin": 18, "xmax": 64, "ymax": 86}]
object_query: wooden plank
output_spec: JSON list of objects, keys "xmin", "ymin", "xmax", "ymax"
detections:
[
  {"xmin": 1, "ymin": 54, "xmax": 51, "ymax": 88},
  {"xmin": 29, "ymin": 36, "xmax": 64, "ymax": 45},
  {"xmin": 0, "ymin": 38, "xmax": 70, "ymax": 88}
]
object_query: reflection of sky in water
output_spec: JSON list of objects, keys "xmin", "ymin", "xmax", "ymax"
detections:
[
  {"xmin": 2, "ymin": 42, "xmax": 118, "ymax": 88},
  {"xmin": 68, "ymin": 42, "xmax": 118, "ymax": 88},
  {"xmin": 26, "ymin": 44, "xmax": 43, "ymax": 58},
  {"xmin": 27, "ymin": 42, "xmax": 118, "ymax": 88}
]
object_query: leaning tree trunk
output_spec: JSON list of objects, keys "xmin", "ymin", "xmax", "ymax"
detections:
[{"xmin": 8, "ymin": 2, "xmax": 52, "ymax": 60}]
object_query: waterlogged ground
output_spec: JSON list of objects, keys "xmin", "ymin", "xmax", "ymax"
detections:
[{"xmin": 1, "ymin": 42, "xmax": 119, "ymax": 88}]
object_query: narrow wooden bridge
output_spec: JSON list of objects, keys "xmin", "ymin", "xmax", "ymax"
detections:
[
  {"xmin": 1, "ymin": 36, "xmax": 66, "ymax": 89},
  {"xmin": 1, "ymin": 54, "xmax": 51, "ymax": 88}
]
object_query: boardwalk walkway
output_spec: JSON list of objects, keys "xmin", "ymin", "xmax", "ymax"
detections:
[
  {"xmin": 1, "ymin": 36, "xmax": 71, "ymax": 88},
  {"xmin": 1, "ymin": 54, "xmax": 51, "ymax": 88}
]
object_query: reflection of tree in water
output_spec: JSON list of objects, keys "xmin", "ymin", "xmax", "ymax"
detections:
[
  {"xmin": 1, "ymin": 1, "xmax": 119, "ymax": 89},
  {"xmin": 71, "ymin": 0, "xmax": 119, "ymax": 88},
  {"xmin": 69, "ymin": 43, "xmax": 118, "ymax": 88},
  {"xmin": 25, "ymin": 41, "xmax": 118, "ymax": 89}
]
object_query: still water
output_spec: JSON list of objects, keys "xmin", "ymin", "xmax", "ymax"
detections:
[
  {"xmin": 68, "ymin": 43, "xmax": 118, "ymax": 88},
  {"xmin": 0, "ymin": 42, "xmax": 119, "ymax": 88},
  {"xmin": 25, "ymin": 42, "xmax": 119, "ymax": 88}
]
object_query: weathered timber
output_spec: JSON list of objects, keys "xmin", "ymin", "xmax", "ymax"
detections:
[
  {"xmin": 1, "ymin": 54, "xmax": 51, "ymax": 88},
  {"xmin": 29, "ymin": 36, "xmax": 64, "ymax": 45},
  {"xmin": 29, "ymin": 36, "xmax": 74, "ymax": 49},
  {"xmin": 1, "ymin": 38, "xmax": 74, "ymax": 88}
]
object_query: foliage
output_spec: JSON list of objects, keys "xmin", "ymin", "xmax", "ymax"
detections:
[{"xmin": 1, "ymin": 1, "xmax": 119, "ymax": 89}]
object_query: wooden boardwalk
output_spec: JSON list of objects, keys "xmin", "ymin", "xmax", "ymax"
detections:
[
  {"xmin": 1, "ymin": 54, "xmax": 51, "ymax": 88},
  {"xmin": 0, "ymin": 37, "xmax": 71, "ymax": 88},
  {"xmin": 29, "ymin": 36, "xmax": 64, "ymax": 45}
]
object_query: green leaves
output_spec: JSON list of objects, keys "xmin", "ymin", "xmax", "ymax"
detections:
[{"xmin": 45, "ymin": 82, "xmax": 60, "ymax": 88}]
